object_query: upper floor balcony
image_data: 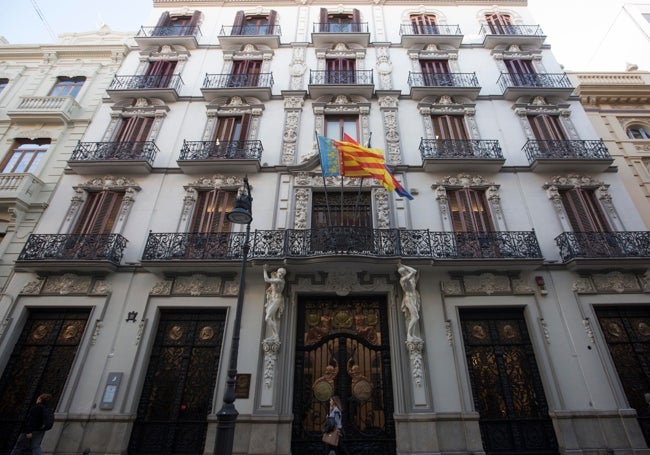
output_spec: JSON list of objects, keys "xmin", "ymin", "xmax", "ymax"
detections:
[
  {"xmin": 479, "ymin": 24, "xmax": 546, "ymax": 49},
  {"xmin": 201, "ymin": 73, "xmax": 274, "ymax": 102},
  {"xmin": 407, "ymin": 72, "xmax": 481, "ymax": 100},
  {"xmin": 556, "ymin": 231, "xmax": 650, "ymax": 270},
  {"xmin": 399, "ymin": 24, "xmax": 463, "ymax": 48},
  {"xmin": 106, "ymin": 74, "xmax": 184, "ymax": 103},
  {"xmin": 498, "ymin": 73, "xmax": 574, "ymax": 101},
  {"xmin": 218, "ymin": 24, "xmax": 282, "ymax": 50},
  {"xmin": 177, "ymin": 140, "xmax": 263, "ymax": 174},
  {"xmin": 420, "ymin": 138, "xmax": 504, "ymax": 172},
  {"xmin": 311, "ymin": 22, "xmax": 370, "ymax": 48},
  {"xmin": 134, "ymin": 25, "xmax": 202, "ymax": 49},
  {"xmin": 7, "ymin": 96, "xmax": 82, "ymax": 124},
  {"xmin": 67, "ymin": 141, "xmax": 159, "ymax": 175},
  {"xmin": 308, "ymin": 70, "xmax": 374, "ymax": 99},
  {"xmin": 0, "ymin": 173, "xmax": 44, "ymax": 211},
  {"xmin": 523, "ymin": 139, "xmax": 613, "ymax": 172},
  {"xmin": 15, "ymin": 233, "xmax": 128, "ymax": 274},
  {"xmin": 140, "ymin": 228, "xmax": 542, "ymax": 274}
]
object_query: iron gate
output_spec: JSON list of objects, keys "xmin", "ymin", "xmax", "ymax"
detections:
[
  {"xmin": 460, "ymin": 308, "xmax": 559, "ymax": 455},
  {"xmin": 0, "ymin": 308, "xmax": 91, "ymax": 454},
  {"xmin": 128, "ymin": 310, "xmax": 226, "ymax": 455},
  {"xmin": 292, "ymin": 295, "xmax": 396, "ymax": 455},
  {"xmin": 594, "ymin": 306, "xmax": 650, "ymax": 445}
]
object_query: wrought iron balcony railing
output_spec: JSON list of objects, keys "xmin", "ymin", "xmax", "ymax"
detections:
[
  {"xmin": 408, "ymin": 72, "xmax": 479, "ymax": 89},
  {"xmin": 18, "ymin": 234, "xmax": 128, "ymax": 264},
  {"xmin": 179, "ymin": 140, "xmax": 263, "ymax": 161},
  {"xmin": 400, "ymin": 24, "xmax": 462, "ymax": 36},
  {"xmin": 313, "ymin": 22, "xmax": 368, "ymax": 33},
  {"xmin": 497, "ymin": 72, "xmax": 573, "ymax": 90},
  {"xmin": 479, "ymin": 24, "xmax": 544, "ymax": 36},
  {"xmin": 108, "ymin": 74, "xmax": 184, "ymax": 92},
  {"xmin": 419, "ymin": 139, "xmax": 503, "ymax": 159},
  {"xmin": 309, "ymin": 70, "xmax": 373, "ymax": 85},
  {"xmin": 523, "ymin": 139, "xmax": 611, "ymax": 162},
  {"xmin": 137, "ymin": 25, "xmax": 202, "ymax": 38},
  {"xmin": 202, "ymin": 73, "xmax": 274, "ymax": 89},
  {"xmin": 142, "ymin": 229, "xmax": 542, "ymax": 261},
  {"xmin": 556, "ymin": 232, "xmax": 650, "ymax": 261},
  {"xmin": 220, "ymin": 24, "xmax": 281, "ymax": 36},
  {"xmin": 70, "ymin": 141, "xmax": 159, "ymax": 165}
]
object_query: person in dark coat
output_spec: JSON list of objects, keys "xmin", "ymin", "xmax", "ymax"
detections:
[{"xmin": 10, "ymin": 393, "xmax": 53, "ymax": 455}]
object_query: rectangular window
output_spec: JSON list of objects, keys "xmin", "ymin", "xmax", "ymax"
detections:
[
  {"xmin": 325, "ymin": 115, "xmax": 359, "ymax": 141},
  {"xmin": 410, "ymin": 14, "xmax": 438, "ymax": 34},
  {"xmin": 431, "ymin": 115, "xmax": 468, "ymax": 140},
  {"xmin": 190, "ymin": 190, "xmax": 236, "ymax": 233},
  {"xmin": 560, "ymin": 188, "xmax": 611, "ymax": 233},
  {"xmin": 312, "ymin": 191, "xmax": 372, "ymax": 227},
  {"xmin": 49, "ymin": 76, "xmax": 85, "ymax": 98},
  {"xmin": 230, "ymin": 60, "xmax": 262, "ymax": 87},
  {"xmin": 73, "ymin": 191, "xmax": 124, "ymax": 235},
  {"xmin": 154, "ymin": 11, "xmax": 201, "ymax": 35},
  {"xmin": 319, "ymin": 8, "xmax": 360, "ymax": 32},
  {"xmin": 528, "ymin": 114, "xmax": 567, "ymax": 141},
  {"xmin": 485, "ymin": 13, "xmax": 513, "ymax": 34},
  {"xmin": 232, "ymin": 10, "xmax": 277, "ymax": 35},
  {"xmin": 448, "ymin": 188, "xmax": 493, "ymax": 233},
  {"xmin": 326, "ymin": 58, "xmax": 356, "ymax": 84},
  {"xmin": 2, "ymin": 140, "xmax": 50, "ymax": 174},
  {"xmin": 0, "ymin": 78, "xmax": 8, "ymax": 94},
  {"xmin": 144, "ymin": 61, "xmax": 177, "ymax": 88},
  {"xmin": 420, "ymin": 60, "xmax": 451, "ymax": 86},
  {"xmin": 115, "ymin": 117, "xmax": 154, "ymax": 143}
]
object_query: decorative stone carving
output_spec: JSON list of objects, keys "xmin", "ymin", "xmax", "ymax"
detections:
[
  {"xmin": 592, "ymin": 271, "xmax": 640, "ymax": 293},
  {"xmin": 185, "ymin": 175, "xmax": 244, "ymax": 190},
  {"xmin": 572, "ymin": 277, "xmax": 596, "ymax": 294},
  {"xmin": 641, "ymin": 271, "xmax": 650, "ymax": 292},
  {"xmin": 136, "ymin": 320, "xmax": 146, "ymax": 346},
  {"xmin": 76, "ymin": 176, "xmax": 141, "ymax": 192},
  {"xmin": 91, "ymin": 280, "xmax": 111, "ymax": 295},
  {"xmin": 327, "ymin": 271, "xmax": 359, "ymax": 296},
  {"xmin": 151, "ymin": 280, "xmax": 173, "ymax": 295},
  {"xmin": 398, "ymin": 264, "xmax": 421, "ymax": 341},
  {"xmin": 43, "ymin": 274, "xmax": 92, "ymax": 295},
  {"xmin": 375, "ymin": 188, "xmax": 390, "ymax": 229},
  {"xmin": 173, "ymin": 274, "xmax": 221, "ymax": 295},
  {"xmin": 262, "ymin": 338, "xmax": 281, "ymax": 388},
  {"xmin": 21, "ymin": 278, "xmax": 45, "ymax": 295},
  {"xmin": 263, "ymin": 266, "xmax": 286, "ymax": 341},
  {"xmin": 91, "ymin": 320, "xmax": 103, "ymax": 345},
  {"xmin": 294, "ymin": 188, "xmax": 310, "ymax": 229},
  {"xmin": 405, "ymin": 337, "xmax": 424, "ymax": 386},
  {"xmin": 434, "ymin": 186, "xmax": 449, "ymax": 220},
  {"xmin": 463, "ymin": 273, "xmax": 511, "ymax": 295},
  {"xmin": 441, "ymin": 279, "xmax": 462, "ymax": 295},
  {"xmin": 445, "ymin": 320, "xmax": 453, "ymax": 346},
  {"xmin": 544, "ymin": 174, "xmax": 605, "ymax": 189},
  {"xmin": 539, "ymin": 318, "xmax": 550, "ymax": 344},
  {"xmin": 439, "ymin": 174, "xmax": 492, "ymax": 187},
  {"xmin": 582, "ymin": 318, "xmax": 596, "ymax": 343}
]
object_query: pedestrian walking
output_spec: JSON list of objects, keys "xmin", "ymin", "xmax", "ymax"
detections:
[{"xmin": 10, "ymin": 393, "xmax": 54, "ymax": 455}]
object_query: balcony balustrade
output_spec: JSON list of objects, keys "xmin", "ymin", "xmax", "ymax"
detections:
[
  {"xmin": 497, "ymin": 72, "xmax": 574, "ymax": 100},
  {"xmin": 16, "ymin": 233, "xmax": 128, "ymax": 273},
  {"xmin": 0, "ymin": 173, "xmax": 44, "ymax": 208},
  {"xmin": 523, "ymin": 139, "xmax": 613, "ymax": 172},
  {"xmin": 479, "ymin": 24, "xmax": 546, "ymax": 48},
  {"xmin": 201, "ymin": 73, "xmax": 274, "ymax": 101},
  {"xmin": 141, "ymin": 228, "xmax": 542, "ymax": 272},
  {"xmin": 218, "ymin": 24, "xmax": 281, "ymax": 50},
  {"xmin": 177, "ymin": 140, "xmax": 263, "ymax": 174},
  {"xmin": 399, "ymin": 24, "xmax": 463, "ymax": 48},
  {"xmin": 555, "ymin": 232, "xmax": 650, "ymax": 268},
  {"xmin": 419, "ymin": 138, "xmax": 504, "ymax": 172},
  {"xmin": 7, "ymin": 96, "xmax": 82, "ymax": 124},
  {"xmin": 68, "ymin": 141, "xmax": 158, "ymax": 174},
  {"xmin": 308, "ymin": 70, "xmax": 374, "ymax": 98},
  {"xmin": 106, "ymin": 74, "xmax": 184, "ymax": 102},
  {"xmin": 408, "ymin": 72, "xmax": 480, "ymax": 100},
  {"xmin": 135, "ymin": 25, "xmax": 202, "ymax": 49},
  {"xmin": 312, "ymin": 22, "xmax": 370, "ymax": 47}
]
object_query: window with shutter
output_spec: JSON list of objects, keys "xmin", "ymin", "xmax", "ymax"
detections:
[
  {"xmin": 320, "ymin": 8, "xmax": 360, "ymax": 32},
  {"xmin": 115, "ymin": 117, "xmax": 154, "ymax": 143},
  {"xmin": 560, "ymin": 188, "xmax": 611, "ymax": 233},
  {"xmin": 420, "ymin": 60, "xmax": 451, "ymax": 86},
  {"xmin": 432, "ymin": 115, "xmax": 468, "ymax": 140},
  {"xmin": 232, "ymin": 9, "xmax": 277, "ymax": 35},
  {"xmin": 528, "ymin": 114, "xmax": 566, "ymax": 141},
  {"xmin": 144, "ymin": 61, "xmax": 177, "ymax": 88},
  {"xmin": 312, "ymin": 192, "xmax": 372, "ymax": 228},
  {"xmin": 325, "ymin": 116, "xmax": 359, "ymax": 141},
  {"xmin": 190, "ymin": 190, "xmax": 236, "ymax": 233},
  {"xmin": 211, "ymin": 115, "xmax": 251, "ymax": 158},
  {"xmin": 1, "ymin": 140, "xmax": 50, "ymax": 174},
  {"xmin": 326, "ymin": 58, "xmax": 356, "ymax": 84},
  {"xmin": 448, "ymin": 189, "xmax": 493, "ymax": 233},
  {"xmin": 485, "ymin": 13, "xmax": 513, "ymax": 34},
  {"xmin": 230, "ymin": 60, "xmax": 262, "ymax": 87},
  {"xmin": 73, "ymin": 191, "xmax": 124, "ymax": 235},
  {"xmin": 410, "ymin": 14, "xmax": 438, "ymax": 34}
]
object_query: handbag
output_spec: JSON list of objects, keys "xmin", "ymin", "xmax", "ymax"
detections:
[{"xmin": 322, "ymin": 429, "xmax": 339, "ymax": 446}]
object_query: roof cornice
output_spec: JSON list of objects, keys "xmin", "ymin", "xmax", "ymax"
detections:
[{"xmin": 153, "ymin": 0, "xmax": 527, "ymax": 5}]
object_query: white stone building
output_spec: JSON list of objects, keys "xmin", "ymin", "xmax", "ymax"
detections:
[{"xmin": 0, "ymin": 2, "xmax": 649, "ymax": 455}]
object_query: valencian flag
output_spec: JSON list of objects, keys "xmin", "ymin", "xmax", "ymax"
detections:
[{"xmin": 317, "ymin": 134, "xmax": 413, "ymax": 200}]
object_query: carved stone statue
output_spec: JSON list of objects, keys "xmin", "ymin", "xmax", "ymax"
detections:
[
  {"xmin": 398, "ymin": 264, "xmax": 421, "ymax": 340},
  {"xmin": 263, "ymin": 265, "xmax": 287, "ymax": 341}
]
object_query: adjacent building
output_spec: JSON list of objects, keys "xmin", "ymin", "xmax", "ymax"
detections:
[{"xmin": 1, "ymin": 2, "xmax": 650, "ymax": 455}]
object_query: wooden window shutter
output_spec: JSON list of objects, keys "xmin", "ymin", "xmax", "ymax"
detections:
[
  {"xmin": 116, "ymin": 117, "xmax": 154, "ymax": 143},
  {"xmin": 432, "ymin": 115, "xmax": 468, "ymax": 140},
  {"xmin": 560, "ymin": 189, "xmax": 611, "ymax": 233},
  {"xmin": 352, "ymin": 8, "xmax": 361, "ymax": 31},
  {"xmin": 232, "ymin": 10, "xmax": 245, "ymax": 34},
  {"xmin": 156, "ymin": 12, "xmax": 171, "ymax": 27},
  {"xmin": 73, "ymin": 191, "xmax": 124, "ymax": 235},
  {"xmin": 528, "ymin": 115, "xmax": 567, "ymax": 141},
  {"xmin": 320, "ymin": 8, "xmax": 328, "ymax": 30},
  {"xmin": 449, "ymin": 189, "xmax": 493, "ymax": 233},
  {"xmin": 268, "ymin": 10, "xmax": 277, "ymax": 31},
  {"xmin": 190, "ymin": 190, "xmax": 235, "ymax": 233},
  {"xmin": 190, "ymin": 10, "xmax": 201, "ymax": 27}
]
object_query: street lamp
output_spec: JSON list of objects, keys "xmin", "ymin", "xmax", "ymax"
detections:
[{"xmin": 215, "ymin": 175, "xmax": 252, "ymax": 455}]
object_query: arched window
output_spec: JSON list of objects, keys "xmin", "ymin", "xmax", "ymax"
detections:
[{"xmin": 627, "ymin": 125, "xmax": 650, "ymax": 139}]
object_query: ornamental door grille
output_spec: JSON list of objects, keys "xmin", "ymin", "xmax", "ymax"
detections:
[
  {"xmin": 594, "ymin": 306, "xmax": 650, "ymax": 445},
  {"xmin": 0, "ymin": 308, "xmax": 91, "ymax": 454},
  {"xmin": 128, "ymin": 310, "xmax": 226, "ymax": 455},
  {"xmin": 292, "ymin": 295, "xmax": 396, "ymax": 455},
  {"xmin": 460, "ymin": 308, "xmax": 559, "ymax": 455}
]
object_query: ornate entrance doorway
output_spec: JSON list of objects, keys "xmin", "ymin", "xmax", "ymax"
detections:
[
  {"xmin": 0, "ymin": 308, "xmax": 91, "ymax": 453},
  {"xmin": 292, "ymin": 295, "xmax": 396, "ymax": 455},
  {"xmin": 460, "ymin": 308, "xmax": 559, "ymax": 455},
  {"xmin": 128, "ymin": 310, "xmax": 226, "ymax": 455},
  {"xmin": 594, "ymin": 306, "xmax": 650, "ymax": 445}
]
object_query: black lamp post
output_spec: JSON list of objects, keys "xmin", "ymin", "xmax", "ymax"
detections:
[{"xmin": 215, "ymin": 175, "xmax": 252, "ymax": 455}]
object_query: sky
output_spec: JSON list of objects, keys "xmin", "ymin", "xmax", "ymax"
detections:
[{"xmin": 0, "ymin": 0, "xmax": 644, "ymax": 72}]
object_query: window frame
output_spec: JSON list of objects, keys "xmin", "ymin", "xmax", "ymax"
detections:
[
  {"xmin": 48, "ymin": 76, "xmax": 86, "ymax": 98},
  {"xmin": 627, "ymin": 125, "xmax": 650, "ymax": 140},
  {"xmin": 1, "ymin": 140, "xmax": 50, "ymax": 174}
]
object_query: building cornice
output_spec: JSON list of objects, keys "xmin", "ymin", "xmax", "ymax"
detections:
[
  {"xmin": 568, "ymin": 71, "xmax": 650, "ymax": 105},
  {"xmin": 153, "ymin": 0, "xmax": 527, "ymax": 5}
]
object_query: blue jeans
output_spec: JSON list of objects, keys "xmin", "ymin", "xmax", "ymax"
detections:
[{"xmin": 10, "ymin": 430, "xmax": 44, "ymax": 455}]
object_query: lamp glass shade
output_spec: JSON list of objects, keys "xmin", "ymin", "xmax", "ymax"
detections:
[{"xmin": 227, "ymin": 207, "xmax": 252, "ymax": 224}]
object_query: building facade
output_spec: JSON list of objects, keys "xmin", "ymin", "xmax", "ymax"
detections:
[
  {"xmin": 0, "ymin": 28, "xmax": 130, "ymax": 290},
  {"xmin": 1, "ymin": 2, "xmax": 650, "ymax": 455}
]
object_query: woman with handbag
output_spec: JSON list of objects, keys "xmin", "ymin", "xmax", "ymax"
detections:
[{"xmin": 322, "ymin": 396, "xmax": 349, "ymax": 455}]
